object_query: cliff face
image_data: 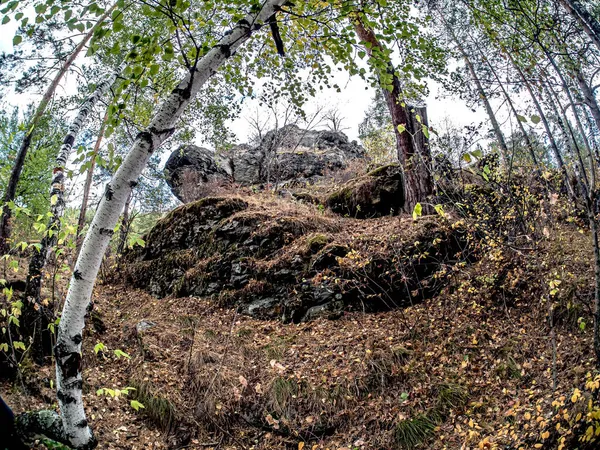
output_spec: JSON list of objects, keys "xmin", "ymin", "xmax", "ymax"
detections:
[{"xmin": 122, "ymin": 194, "xmax": 467, "ymax": 322}]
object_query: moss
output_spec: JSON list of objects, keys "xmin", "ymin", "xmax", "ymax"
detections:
[
  {"xmin": 367, "ymin": 163, "xmax": 400, "ymax": 177},
  {"xmin": 306, "ymin": 233, "xmax": 331, "ymax": 253}
]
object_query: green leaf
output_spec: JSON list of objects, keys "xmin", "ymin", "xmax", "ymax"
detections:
[
  {"xmin": 12, "ymin": 34, "xmax": 21, "ymax": 45},
  {"xmin": 434, "ymin": 204, "xmax": 445, "ymax": 217},
  {"xmin": 94, "ymin": 342, "xmax": 106, "ymax": 354},
  {"xmin": 1, "ymin": 15, "xmax": 9, "ymax": 25},
  {"xmin": 130, "ymin": 400, "xmax": 145, "ymax": 411},
  {"xmin": 516, "ymin": 114, "xmax": 527, "ymax": 123},
  {"xmin": 397, "ymin": 124, "xmax": 406, "ymax": 134},
  {"xmin": 422, "ymin": 124, "xmax": 429, "ymax": 139},
  {"xmin": 114, "ymin": 349, "xmax": 131, "ymax": 359},
  {"xmin": 412, "ymin": 203, "xmax": 422, "ymax": 220},
  {"xmin": 530, "ymin": 114, "xmax": 541, "ymax": 124}
]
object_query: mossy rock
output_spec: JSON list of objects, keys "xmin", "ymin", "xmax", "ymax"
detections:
[{"xmin": 326, "ymin": 164, "xmax": 404, "ymax": 218}]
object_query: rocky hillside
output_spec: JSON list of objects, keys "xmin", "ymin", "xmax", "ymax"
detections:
[
  {"xmin": 5, "ymin": 164, "xmax": 600, "ymax": 450},
  {"xmin": 121, "ymin": 192, "xmax": 467, "ymax": 322}
]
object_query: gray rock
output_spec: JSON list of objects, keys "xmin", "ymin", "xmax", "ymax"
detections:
[
  {"xmin": 136, "ymin": 320, "xmax": 156, "ymax": 333},
  {"xmin": 164, "ymin": 145, "xmax": 230, "ymax": 203},
  {"xmin": 326, "ymin": 164, "xmax": 405, "ymax": 218},
  {"xmin": 164, "ymin": 125, "xmax": 365, "ymax": 202}
]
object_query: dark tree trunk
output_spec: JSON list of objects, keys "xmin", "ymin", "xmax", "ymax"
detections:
[
  {"xmin": 353, "ymin": 18, "xmax": 433, "ymax": 213},
  {"xmin": 117, "ymin": 192, "xmax": 132, "ymax": 255}
]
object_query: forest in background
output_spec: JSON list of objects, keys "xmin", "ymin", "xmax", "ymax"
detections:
[{"xmin": 0, "ymin": 0, "xmax": 600, "ymax": 449}]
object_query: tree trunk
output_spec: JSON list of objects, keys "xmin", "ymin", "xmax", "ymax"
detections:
[
  {"xmin": 352, "ymin": 18, "xmax": 433, "ymax": 213},
  {"xmin": 543, "ymin": 74, "xmax": 588, "ymax": 188},
  {"xmin": 451, "ymin": 39, "xmax": 510, "ymax": 166},
  {"xmin": 76, "ymin": 112, "xmax": 108, "ymax": 256},
  {"xmin": 0, "ymin": 5, "xmax": 115, "ymax": 255},
  {"xmin": 558, "ymin": 0, "xmax": 600, "ymax": 52},
  {"xmin": 469, "ymin": 42, "xmax": 538, "ymax": 165},
  {"xmin": 117, "ymin": 192, "xmax": 132, "ymax": 255},
  {"xmin": 52, "ymin": 1, "xmax": 288, "ymax": 447},
  {"xmin": 22, "ymin": 65, "xmax": 124, "ymax": 363},
  {"xmin": 509, "ymin": 56, "xmax": 574, "ymax": 197},
  {"xmin": 575, "ymin": 69, "xmax": 600, "ymax": 133}
]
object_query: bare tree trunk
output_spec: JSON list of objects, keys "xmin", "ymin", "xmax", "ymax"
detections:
[
  {"xmin": 575, "ymin": 69, "xmax": 600, "ymax": 133},
  {"xmin": 469, "ymin": 41, "xmax": 538, "ymax": 165},
  {"xmin": 509, "ymin": 56, "xmax": 574, "ymax": 196},
  {"xmin": 450, "ymin": 38, "xmax": 510, "ymax": 166},
  {"xmin": 0, "ymin": 5, "xmax": 115, "ymax": 254},
  {"xmin": 76, "ymin": 112, "xmax": 108, "ymax": 256},
  {"xmin": 558, "ymin": 0, "xmax": 600, "ymax": 52},
  {"xmin": 117, "ymin": 192, "xmax": 132, "ymax": 255},
  {"xmin": 46, "ymin": 2, "xmax": 288, "ymax": 448},
  {"xmin": 23, "ymin": 64, "xmax": 123, "ymax": 363},
  {"xmin": 353, "ymin": 18, "xmax": 433, "ymax": 213}
]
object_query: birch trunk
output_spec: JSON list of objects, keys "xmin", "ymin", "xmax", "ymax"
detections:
[
  {"xmin": 76, "ymin": 112, "xmax": 108, "ymax": 256},
  {"xmin": 512, "ymin": 63, "xmax": 574, "ymax": 197},
  {"xmin": 558, "ymin": 0, "xmax": 600, "ymax": 52},
  {"xmin": 54, "ymin": 1, "xmax": 288, "ymax": 447},
  {"xmin": 23, "ymin": 64, "xmax": 124, "ymax": 363},
  {"xmin": 0, "ymin": 4, "xmax": 115, "ymax": 254}
]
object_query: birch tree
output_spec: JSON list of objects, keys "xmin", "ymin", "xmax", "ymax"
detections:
[
  {"xmin": 7, "ymin": 1, "xmax": 289, "ymax": 447},
  {"xmin": 22, "ymin": 64, "xmax": 124, "ymax": 362},
  {"xmin": 0, "ymin": 4, "xmax": 116, "ymax": 254}
]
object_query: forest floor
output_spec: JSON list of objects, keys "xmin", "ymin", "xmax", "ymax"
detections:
[{"xmin": 2, "ymin": 191, "xmax": 600, "ymax": 449}]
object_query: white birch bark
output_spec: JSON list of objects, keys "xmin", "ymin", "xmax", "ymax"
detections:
[
  {"xmin": 25, "ymin": 63, "xmax": 126, "ymax": 309},
  {"xmin": 54, "ymin": 1, "xmax": 288, "ymax": 447}
]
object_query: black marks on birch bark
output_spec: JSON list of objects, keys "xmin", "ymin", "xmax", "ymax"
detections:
[
  {"xmin": 99, "ymin": 228, "xmax": 114, "ymax": 236},
  {"xmin": 105, "ymin": 185, "xmax": 114, "ymax": 200},
  {"xmin": 74, "ymin": 270, "xmax": 83, "ymax": 280},
  {"xmin": 64, "ymin": 134, "xmax": 75, "ymax": 147}
]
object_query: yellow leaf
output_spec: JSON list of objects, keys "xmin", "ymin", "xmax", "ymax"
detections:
[
  {"xmin": 299, "ymin": 443, "xmax": 305, "ymax": 450},
  {"xmin": 541, "ymin": 431, "xmax": 549, "ymax": 439},
  {"xmin": 524, "ymin": 412, "xmax": 531, "ymax": 420}
]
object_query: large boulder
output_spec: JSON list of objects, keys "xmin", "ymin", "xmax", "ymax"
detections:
[
  {"xmin": 121, "ymin": 195, "xmax": 467, "ymax": 323},
  {"xmin": 164, "ymin": 146, "xmax": 230, "ymax": 203},
  {"xmin": 164, "ymin": 125, "xmax": 365, "ymax": 202},
  {"xmin": 326, "ymin": 164, "xmax": 405, "ymax": 218}
]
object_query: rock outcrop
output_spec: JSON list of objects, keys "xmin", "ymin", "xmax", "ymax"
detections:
[
  {"xmin": 122, "ymin": 195, "xmax": 467, "ymax": 322},
  {"xmin": 326, "ymin": 164, "xmax": 405, "ymax": 218},
  {"xmin": 164, "ymin": 146, "xmax": 230, "ymax": 203},
  {"xmin": 164, "ymin": 125, "xmax": 365, "ymax": 202}
]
